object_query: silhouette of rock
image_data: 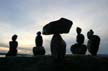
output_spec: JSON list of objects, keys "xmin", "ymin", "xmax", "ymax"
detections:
[
  {"xmin": 77, "ymin": 34, "xmax": 85, "ymax": 45},
  {"xmin": 33, "ymin": 31, "xmax": 45, "ymax": 56},
  {"xmin": 87, "ymin": 29, "xmax": 100, "ymax": 56},
  {"xmin": 71, "ymin": 44, "xmax": 87, "ymax": 54},
  {"xmin": 6, "ymin": 34, "xmax": 18, "ymax": 56},
  {"xmin": 35, "ymin": 31, "xmax": 43, "ymax": 47},
  {"xmin": 76, "ymin": 27, "xmax": 81, "ymax": 34},
  {"xmin": 43, "ymin": 18, "xmax": 73, "ymax": 35},
  {"xmin": 42, "ymin": 18, "xmax": 72, "ymax": 61},
  {"xmin": 51, "ymin": 34, "xmax": 66, "ymax": 61},
  {"xmin": 71, "ymin": 27, "xmax": 87, "ymax": 54},
  {"xmin": 33, "ymin": 46, "xmax": 45, "ymax": 56}
]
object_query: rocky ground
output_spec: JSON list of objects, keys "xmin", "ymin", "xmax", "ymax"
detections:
[{"xmin": 0, "ymin": 55, "xmax": 108, "ymax": 71}]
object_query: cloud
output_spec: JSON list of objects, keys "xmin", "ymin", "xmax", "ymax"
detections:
[{"xmin": 0, "ymin": 43, "xmax": 8, "ymax": 48}]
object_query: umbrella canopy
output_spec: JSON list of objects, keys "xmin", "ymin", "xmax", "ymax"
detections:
[{"xmin": 42, "ymin": 18, "xmax": 73, "ymax": 35}]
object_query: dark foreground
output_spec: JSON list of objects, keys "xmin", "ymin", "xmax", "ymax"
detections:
[{"xmin": 0, "ymin": 55, "xmax": 108, "ymax": 71}]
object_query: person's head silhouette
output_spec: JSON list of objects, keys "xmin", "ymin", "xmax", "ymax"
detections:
[
  {"xmin": 12, "ymin": 34, "xmax": 17, "ymax": 41},
  {"xmin": 76, "ymin": 27, "xmax": 82, "ymax": 34}
]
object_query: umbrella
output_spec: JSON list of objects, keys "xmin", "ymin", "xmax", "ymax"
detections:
[{"xmin": 42, "ymin": 18, "xmax": 73, "ymax": 35}]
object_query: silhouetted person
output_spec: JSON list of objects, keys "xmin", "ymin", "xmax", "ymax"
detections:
[
  {"xmin": 87, "ymin": 29, "xmax": 100, "ymax": 56},
  {"xmin": 51, "ymin": 34, "xmax": 66, "ymax": 61},
  {"xmin": 6, "ymin": 34, "xmax": 18, "ymax": 56},
  {"xmin": 33, "ymin": 31, "xmax": 45, "ymax": 56},
  {"xmin": 71, "ymin": 27, "xmax": 87, "ymax": 54}
]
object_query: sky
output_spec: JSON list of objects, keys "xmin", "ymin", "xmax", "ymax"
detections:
[{"xmin": 0, "ymin": 0, "xmax": 108, "ymax": 55}]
